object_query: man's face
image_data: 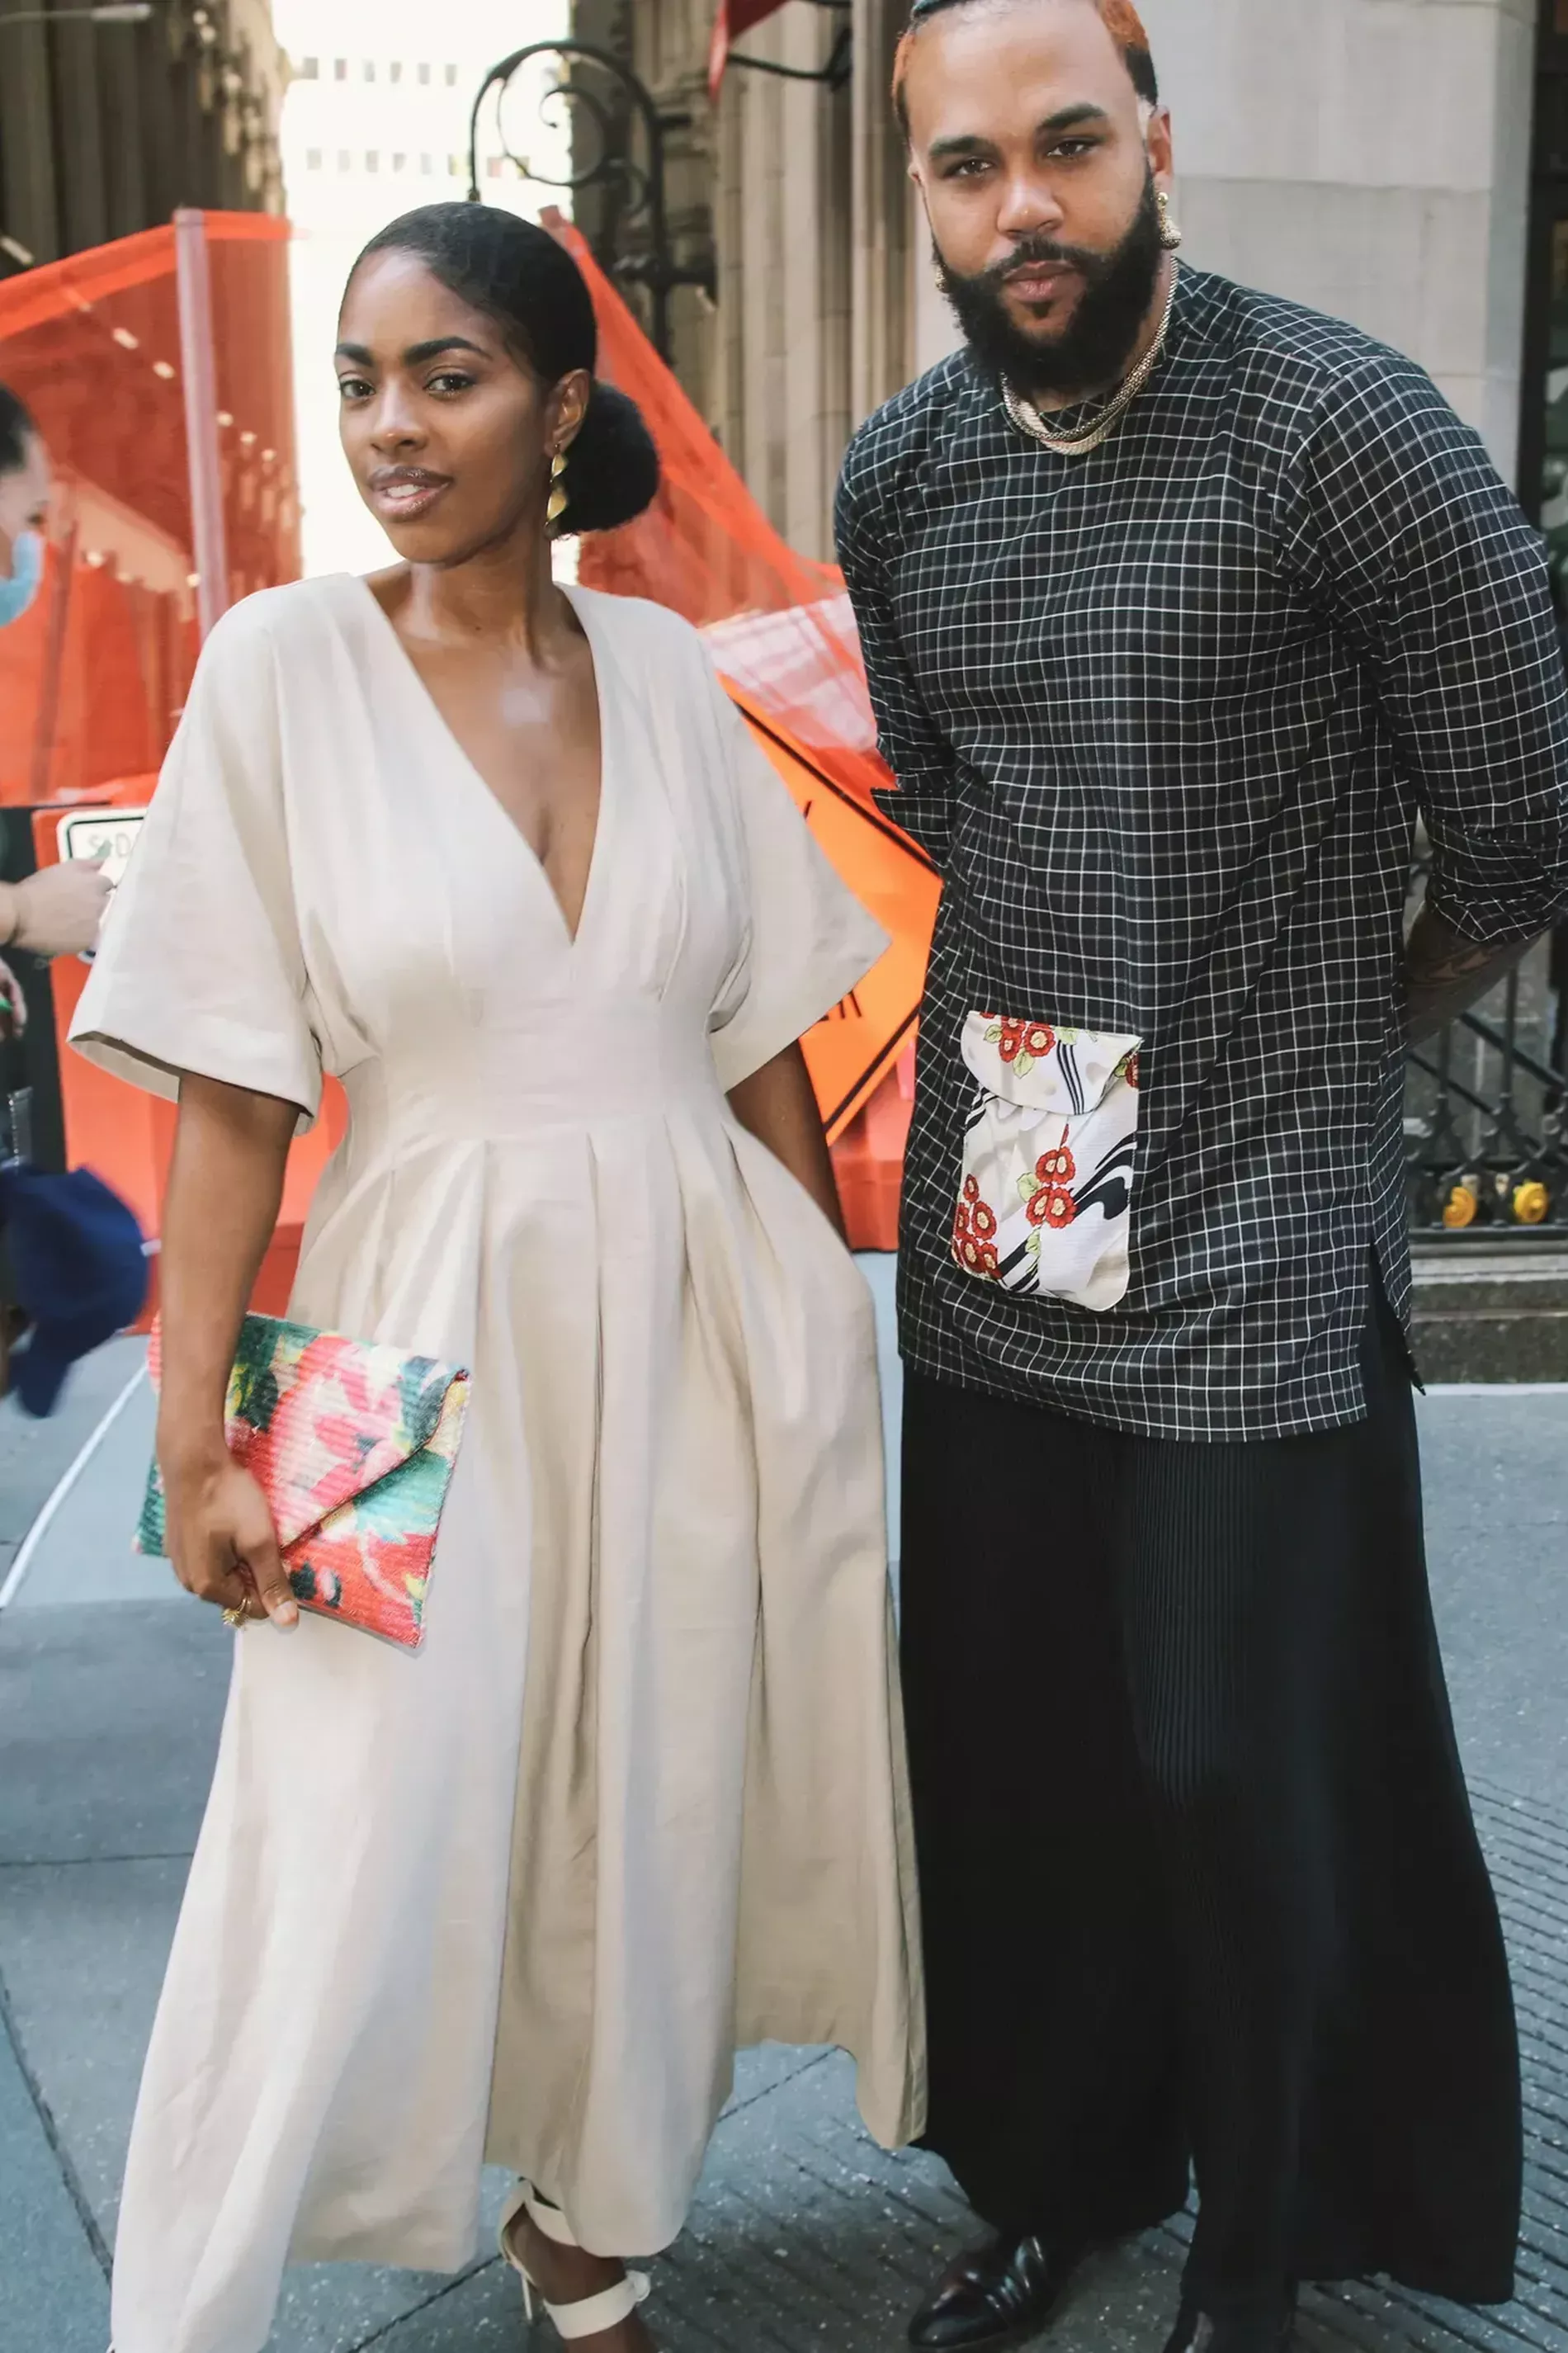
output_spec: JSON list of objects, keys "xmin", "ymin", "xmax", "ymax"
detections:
[{"xmin": 904, "ymin": 0, "xmax": 1174, "ymax": 394}]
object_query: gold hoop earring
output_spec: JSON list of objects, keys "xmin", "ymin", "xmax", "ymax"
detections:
[
  {"xmin": 546, "ymin": 447, "xmax": 569, "ymax": 532},
  {"xmin": 1157, "ymin": 190, "xmax": 1183, "ymax": 252}
]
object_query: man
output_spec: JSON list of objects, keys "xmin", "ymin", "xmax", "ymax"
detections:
[{"xmin": 836, "ymin": 5, "xmax": 1568, "ymax": 2351}]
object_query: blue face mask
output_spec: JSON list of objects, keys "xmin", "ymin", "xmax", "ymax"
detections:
[{"xmin": 0, "ymin": 529, "xmax": 42, "ymax": 629}]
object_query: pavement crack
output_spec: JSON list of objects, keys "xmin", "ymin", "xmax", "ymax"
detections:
[
  {"xmin": 342, "ymin": 2256, "xmax": 497, "ymax": 2350},
  {"xmin": 0, "ymin": 1954, "xmax": 111, "ymax": 2280}
]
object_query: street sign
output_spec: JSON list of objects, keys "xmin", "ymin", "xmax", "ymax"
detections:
[{"xmin": 56, "ymin": 807, "xmax": 147, "ymax": 962}]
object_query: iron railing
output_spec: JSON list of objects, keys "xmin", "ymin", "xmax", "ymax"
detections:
[{"xmin": 1404, "ymin": 861, "xmax": 1568, "ymax": 1241}]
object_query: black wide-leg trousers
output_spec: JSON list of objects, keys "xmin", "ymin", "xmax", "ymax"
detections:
[{"xmin": 899, "ymin": 1289, "xmax": 1521, "ymax": 2311}]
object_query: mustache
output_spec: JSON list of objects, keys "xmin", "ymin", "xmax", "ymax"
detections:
[{"xmin": 977, "ymin": 234, "xmax": 1108, "ymax": 291}]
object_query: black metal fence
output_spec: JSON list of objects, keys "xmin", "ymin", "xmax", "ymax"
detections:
[{"xmin": 1405, "ymin": 918, "xmax": 1568, "ymax": 1244}]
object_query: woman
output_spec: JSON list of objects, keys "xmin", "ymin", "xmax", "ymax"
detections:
[{"xmin": 73, "ymin": 206, "xmax": 923, "ymax": 2353}]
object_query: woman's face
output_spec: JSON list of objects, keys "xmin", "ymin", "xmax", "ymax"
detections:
[
  {"xmin": 0, "ymin": 430, "xmax": 50, "ymax": 582},
  {"xmin": 335, "ymin": 250, "xmax": 588, "ymax": 565}
]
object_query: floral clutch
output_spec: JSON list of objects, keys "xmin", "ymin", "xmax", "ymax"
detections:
[{"xmin": 138, "ymin": 1313, "xmax": 471, "ymax": 1651}]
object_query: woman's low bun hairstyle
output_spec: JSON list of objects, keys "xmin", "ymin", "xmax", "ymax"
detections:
[
  {"xmin": 352, "ymin": 202, "xmax": 659, "ymax": 536},
  {"xmin": 557, "ymin": 380, "xmax": 659, "ymax": 535}
]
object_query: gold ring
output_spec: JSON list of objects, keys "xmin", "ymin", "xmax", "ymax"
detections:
[{"xmin": 221, "ymin": 1600, "xmax": 250, "ymax": 1628}]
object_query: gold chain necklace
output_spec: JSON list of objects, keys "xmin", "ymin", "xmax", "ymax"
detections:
[{"xmin": 1002, "ymin": 268, "xmax": 1180, "ymax": 459}]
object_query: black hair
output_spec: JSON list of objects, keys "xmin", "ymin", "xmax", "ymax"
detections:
[
  {"xmin": 351, "ymin": 204, "xmax": 659, "ymax": 536},
  {"xmin": 895, "ymin": 0, "xmax": 1159, "ymax": 136},
  {"xmin": 0, "ymin": 384, "xmax": 36, "ymax": 478}
]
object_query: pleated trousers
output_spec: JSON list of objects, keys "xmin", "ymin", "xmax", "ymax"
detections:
[{"xmin": 899, "ymin": 1285, "xmax": 1521, "ymax": 2312}]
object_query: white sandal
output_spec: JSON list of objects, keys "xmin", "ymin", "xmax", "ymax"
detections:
[{"xmin": 498, "ymin": 2181, "xmax": 652, "ymax": 2341}]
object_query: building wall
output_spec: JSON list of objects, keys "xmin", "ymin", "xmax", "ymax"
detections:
[
  {"xmin": 0, "ymin": 0, "xmax": 290, "ymax": 275},
  {"xmin": 1139, "ymin": 0, "xmax": 1537, "ymax": 484},
  {"xmin": 580, "ymin": 0, "xmax": 914, "ymax": 560}
]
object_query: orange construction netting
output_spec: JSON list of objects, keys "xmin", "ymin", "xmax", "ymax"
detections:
[
  {"xmin": 548, "ymin": 211, "xmax": 938, "ymax": 1246},
  {"xmin": 0, "ymin": 213, "xmax": 300, "ymax": 807}
]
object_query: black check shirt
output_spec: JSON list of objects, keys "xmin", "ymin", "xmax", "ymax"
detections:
[{"xmin": 836, "ymin": 266, "xmax": 1568, "ymax": 1439}]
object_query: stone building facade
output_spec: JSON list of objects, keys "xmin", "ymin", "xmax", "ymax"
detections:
[{"xmin": 0, "ymin": 0, "xmax": 289, "ymax": 276}]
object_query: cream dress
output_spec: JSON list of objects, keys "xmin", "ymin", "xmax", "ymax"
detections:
[{"xmin": 72, "ymin": 575, "xmax": 925, "ymax": 2353}]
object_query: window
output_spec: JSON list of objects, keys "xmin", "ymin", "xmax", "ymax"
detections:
[
  {"xmin": 364, "ymin": 59, "xmax": 375, "ymax": 82},
  {"xmin": 420, "ymin": 153, "xmax": 432, "ymax": 175},
  {"xmin": 448, "ymin": 154, "xmax": 461, "ymax": 178},
  {"xmin": 338, "ymin": 149, "xmax": 351, "ymax": 172},
  {"xmin": 393, "ymin": 153, "xmax": 407, "ymax": 173},
  {"xmin": 333, "ymin": 58, "xmax": 347, "ymax": 80},
  {"xmin": 418, "ymin": 61, "xmax": 430, "ymax": 85},
  {"xmin": 366, "ymin": 150, "xmax": 379, "ymax": 172},
  {"xmin": 299, "ymin": 56, "xmax": 319, "ymax": 78},
  {"xmin": 305, "ymin": 148, "xmax": 322, "ymax": 170},
  {"xmin": 444, "ymin": 63, "xmax": 458, "ymax": 86},
  {"xmin": 390, "ymin": 60, "xmax": 402, "ymax": 84},
  {"xmin": 485, "ymin": 157, "xmax": 503, "ymax": 179}
]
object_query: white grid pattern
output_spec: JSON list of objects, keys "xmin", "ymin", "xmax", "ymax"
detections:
[{"xmin": 836, "ymin": 267, "xmax": 1568, "ymax": 1440}]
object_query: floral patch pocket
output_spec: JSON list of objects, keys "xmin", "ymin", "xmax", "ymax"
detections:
[{"xmin": 952, "ymin": 1013, "xmax": 1142, "ymax": 1312}]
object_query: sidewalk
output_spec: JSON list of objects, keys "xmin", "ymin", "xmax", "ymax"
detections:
[{"xmin": 2, "ymin": 1283, "xmax": 1566, "ymax": 2353}]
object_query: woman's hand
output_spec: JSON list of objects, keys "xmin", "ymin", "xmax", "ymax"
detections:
[
  {"xmin": 161, "ymin": 1444, "xmax": 300, "ymax": 1628},
  {"xmin": 2, "ymin": 860, "xmax": 111, "ymax": 957}
]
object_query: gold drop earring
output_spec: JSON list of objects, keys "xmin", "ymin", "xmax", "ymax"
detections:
[
  {"xmin": 1157, "ymin": 190, "xmax": 1183, "ymax": 252},
  {"xmin": 546, "ymin": 447, "xmax": 569, "ymax": 533}
]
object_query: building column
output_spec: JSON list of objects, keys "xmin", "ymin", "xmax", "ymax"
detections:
[
  {"xmin": 1138, "ymin": 0, "xmax": 1536, "ymax": 484},
  {"xmin": 0, "ymin": 0, "xmax": 61, "ymax": 267},
  {"xmin": 852, "ymin": 0, "xmax": 914, "ymax": 423}
]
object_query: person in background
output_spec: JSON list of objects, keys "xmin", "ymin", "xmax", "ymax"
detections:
[
  {"xmin": 0, "ymin": 383, "xmax": 112, "ymax": 961},
  {"xmin": 837, "ymin": 2, "xmax": 1568, "ymax": 2349}
]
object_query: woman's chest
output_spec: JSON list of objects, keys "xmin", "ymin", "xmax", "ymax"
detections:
[{"xmin": 272, "ymin": 637, "xmax": 746, "ymax": 1042}]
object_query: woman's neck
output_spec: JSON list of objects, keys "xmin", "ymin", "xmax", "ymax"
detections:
[{"xmin": 387, "ymin": 530, "xmax": 567, "ymax": 652}]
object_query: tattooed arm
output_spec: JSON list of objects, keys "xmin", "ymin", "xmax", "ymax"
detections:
[{"xmin": 1404, "ymin": 905, "xmax": 1542, "ymax": 1046}]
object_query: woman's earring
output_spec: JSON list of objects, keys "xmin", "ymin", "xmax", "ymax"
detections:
[
  {"xmin": 546, "ymin": 448, "xmax": 569, "ymax": 532},
  {"xmin": 1157, "ymin": 190, "xmax": 1183, "ymax": 252}
]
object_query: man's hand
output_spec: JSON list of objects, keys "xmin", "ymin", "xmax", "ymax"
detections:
[
  {"xmin": 1404, "ymin": 905, "xmax": 1540, "ymax": 1045},
  {"xmin": 2, "ymin": 861, "xmax": 111, "ymax": 958}
]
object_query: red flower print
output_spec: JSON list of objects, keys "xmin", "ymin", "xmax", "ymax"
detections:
[
  {"xmin": 1124, "ymin": 1052, "xmax": 1141, "ymax": 1089},
  {"xmin": 972, "ymin": 1200, "xmax": 997, "ymax": 1240},
  {"xmin": 977, "ymin": 1244, "xmax": 999, "ymax": 1277},
  {"xmin": 1027, "ymin": 1183, "xmax": 1077, "ymax": 1229},
  {"xmin": 963, "ymin": 1175, "xmax": 980, "ymax": 1203},
  {"xmin": 1022, "ymin": 1023, "xmax": 1056, "ymax": 1061},
  {"xmin": 955, "ymin": 1233, "xmax": 985, "ymax": 1272},
  {"xmin": 952, "ymin": 1204, "xmax": 974, "ymax": 1247},
  {"xmin": 997, "ymin": 1020, "xmax": 1025, "ymax": 1065},
  {"xmin": 1035, "ymin": 1142, "xmax": 1076, "ymax": 1185}
]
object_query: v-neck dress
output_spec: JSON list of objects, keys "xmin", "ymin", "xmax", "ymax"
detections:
[{"xmin": 71, "ymin": 574, "xmax": 925, "ymax": 2353}]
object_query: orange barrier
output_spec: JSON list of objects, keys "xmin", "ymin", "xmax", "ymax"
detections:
[
  {"xmin": 0, "ymin": 219, "xmax": 309, "ymax": 1305},
  {"xmin": 549, "ymin": 212, "xmax": 938, "ymax": 1245},
  {"xmin": 0, "ymin": 214, "xmax": 299, "ymax": 805}
]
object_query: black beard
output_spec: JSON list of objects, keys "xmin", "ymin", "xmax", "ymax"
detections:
[{"xmin": 937, "ymin": 172, "xmax": 1165, "ymax": 401}]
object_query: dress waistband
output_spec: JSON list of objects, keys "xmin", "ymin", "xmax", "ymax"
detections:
[{"xmin": 342, "ymin": 997, "xmax": 725, "ymax": 1150}]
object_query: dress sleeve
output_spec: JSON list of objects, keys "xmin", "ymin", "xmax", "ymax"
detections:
[
  {"xmin": 706, "ymin": 666, "xmax": 890, "ymax": 1095},
  {"xmin": 70, "ymin": 596, "xmax": 323, "ymax": 1122}
]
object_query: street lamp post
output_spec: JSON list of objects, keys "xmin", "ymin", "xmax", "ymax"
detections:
[{"xmin": 467, "ymin": 39, "xmax": 715, "ymax": 366}]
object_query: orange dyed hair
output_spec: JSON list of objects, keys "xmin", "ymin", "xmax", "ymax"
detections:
[{"xmin": 893, "ymin": 0, "xmax": 1159, "ymax": 135}]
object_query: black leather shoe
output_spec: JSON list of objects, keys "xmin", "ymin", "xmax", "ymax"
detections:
[
  {"xmin": 908, "ymin": 2233, "xmax": 1089, "ymax": 2350},
  {"xmin": 1160, "ymin": 2288, "xmax": 1297, "ymax": 2353}
]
